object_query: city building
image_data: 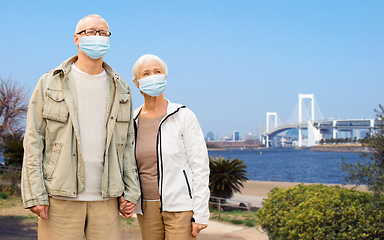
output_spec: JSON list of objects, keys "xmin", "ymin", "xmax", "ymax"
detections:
[
  {"xmin": 206, "ymin": 131, "xmax": 214, "ymax": 140},
  {"xmin": 245, "ymin": 133, "xmax": 259, "ymax": 140},
  {"xmin": 233, "ymin": 131, "xmax": 240, "ymax": 141}
]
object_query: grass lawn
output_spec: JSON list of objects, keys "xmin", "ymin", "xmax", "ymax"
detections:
[{"xmin": 209, "ymin": 206, "xmax": 259, "ymax": 227}]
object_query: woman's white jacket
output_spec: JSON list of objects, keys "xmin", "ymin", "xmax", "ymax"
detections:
[{"xmin": 133, "ymin": 100, "xmax": 210, "ymax": 224}]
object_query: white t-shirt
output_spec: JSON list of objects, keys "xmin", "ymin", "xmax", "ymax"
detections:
[{"xmin": 54, "ymin": 64, "xmax": 108, "ymax": 201}]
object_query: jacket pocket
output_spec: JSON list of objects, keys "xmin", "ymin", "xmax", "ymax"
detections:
[
  {"xmin": 42, "ymin": 89, "xmax": 69, "ymax": 122},
  {"xmin": 45, "ymin": 142, "xmax": 64, "ymax": 181},
  {"xmin": 116, "ymin": 93, "xmax": 131, "ymax": 122},
  {"xmin": 183, "ymin": 170, "xmax": 193, "ymax": 199},
  {"xmin": 116, "ymin": 143, "xmax": 125, "ymax": 174}
]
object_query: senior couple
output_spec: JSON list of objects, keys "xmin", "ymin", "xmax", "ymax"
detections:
[{"xmin": 21, "ymin": 14, "xmax": 210, "ymax": 240}]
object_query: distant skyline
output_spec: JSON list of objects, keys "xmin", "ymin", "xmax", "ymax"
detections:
[{"xmin": 1, "ymin": 1, "xmax": 383, "ymax": 138}]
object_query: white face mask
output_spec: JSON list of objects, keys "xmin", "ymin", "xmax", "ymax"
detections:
[
  {"xmin": 138, "ymin": 74, "xmax": 167, "ymax": 97},
  {"xmin": 79, "ymin": 36, "xmax": 110, "ymax": 59}
]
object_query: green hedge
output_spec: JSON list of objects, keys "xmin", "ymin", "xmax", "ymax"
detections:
[{"xmin": 257, "ymin": 184, "xmax": 384, "ymax": 240}]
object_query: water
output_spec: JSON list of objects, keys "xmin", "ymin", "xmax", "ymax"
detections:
[
  {"xmin": 0, "ymin": 148, "xmax": 361, "ymax": 184},
  {"xmin": 208, "ymin": 148, "xmax": 363, "ymax": 184}
]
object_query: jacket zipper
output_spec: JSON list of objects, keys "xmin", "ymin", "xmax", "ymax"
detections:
[
  {"xmin": 134, "ymin": 106, "xmax": 186, "ymax": 213},
  {"xmin": 156, "ymin": 106, "xmax": 186, "ymax": 213},
  {"xmin": 156, "ymin": 129, "xmax": 163, "ymax": 212},
  {"xmin": 183, "ymin": 170, "xmax": 193, "ymax": 199},
  {"xmin": 133, "ymin": 112, "xmax": 143, "ymax": 213}
]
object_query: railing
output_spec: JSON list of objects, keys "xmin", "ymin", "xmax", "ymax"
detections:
[
  {"xmin": 0, "ymin": 164, "xmax": 22, "ymax": 190},
  {"xmin": 0, "ymin": 164, "xmax": 21, "ymax": 172},
  {"xmin": 209, "ymin": 196, "xmax": 252, "ymax": 221}
]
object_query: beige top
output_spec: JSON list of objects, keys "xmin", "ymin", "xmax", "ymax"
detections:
[{"xmin": 136, "ymin": 115, "xmax": 164, "ymax": 200}]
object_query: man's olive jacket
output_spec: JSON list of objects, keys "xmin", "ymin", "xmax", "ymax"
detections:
[{"xmin": 21, "ymin": 56, "xmax": 140, "ymax": 208}]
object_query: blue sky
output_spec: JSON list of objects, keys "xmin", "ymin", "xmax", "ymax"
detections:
[{"xmin": 1, "ymin": 1, "xmax": 383, "ymax": 139}]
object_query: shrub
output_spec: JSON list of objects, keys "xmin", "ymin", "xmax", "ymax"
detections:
[
  {"xmin": 0, "ymin": 192, "xmax": 8, "ymax": 199},
  {"xmin": 0, "ymin": 170, "xmax": 21, "ymax": 185},
  {"xmin": 0, "ymin": 170, "xmax": 21, "ymax": 196},
  {"xmin": 0, "ymin": 183, "xmax": 20, "ymax": 196},
  {"xmin": 257, "ymin": 184, "xmax": 384, "ymax": 240}
]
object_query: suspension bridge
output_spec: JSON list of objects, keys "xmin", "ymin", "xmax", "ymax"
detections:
[{"xmin": 262, "ymin": 94, "xmax": 378, "ymax": 148}]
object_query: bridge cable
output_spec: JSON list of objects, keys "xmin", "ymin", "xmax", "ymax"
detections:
[
  {"xmin": 276, "ymin": 115, "xmax": 285, "ymax": 126},
  {"xmin": 302, "ymin": 101, "xmax": 311, "ymax": 121},
  {"xmin": 314, "ymin": 99, "xmax": 325, "ymax": 120},
  {"xmin": 287, "ymin": 103, "xmax": 299, "ymax": 124}
]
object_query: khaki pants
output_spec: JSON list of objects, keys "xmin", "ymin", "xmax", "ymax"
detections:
[
  {"xmin": 38, "ymin": 198, "xmax": 121, "ymax": 240},
  {"xmin": 137, "ymin": 201, "xmax": 196, "ymax": 240}
]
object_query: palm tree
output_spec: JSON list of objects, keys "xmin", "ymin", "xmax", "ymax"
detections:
[{"xmin": 209, "ymin": 156, "xmax": 248, "ymax": 199}]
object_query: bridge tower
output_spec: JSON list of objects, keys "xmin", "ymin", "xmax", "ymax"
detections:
[
  {"xmin": 266, "ymin": 112, "xmax": 277, "ymax": 147},
  {"xmin": 298, "ymin": 94, "xmax": 315, "ymax": 147}
]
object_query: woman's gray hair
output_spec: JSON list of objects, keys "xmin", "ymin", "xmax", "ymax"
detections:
[
  {"xmin": 75, "ymin": 14, "xmax": 109, "ymax": 34},
  {"xmin": 132, "ymin": 54, "xmax": 168, "ymax": 81}
]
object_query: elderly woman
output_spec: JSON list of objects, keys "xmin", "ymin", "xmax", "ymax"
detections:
[{"xmin": 131, "ymin": 54, "xmax": 210, "ymax": 240}]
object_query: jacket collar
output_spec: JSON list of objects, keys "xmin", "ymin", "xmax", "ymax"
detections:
[
  {"xmin": 133, "ymin": 99, "xmax": 185, "ymax": 120},
  {"xmin": 52, "ymin": 55, "xmax": 120, "ymax": 81}
]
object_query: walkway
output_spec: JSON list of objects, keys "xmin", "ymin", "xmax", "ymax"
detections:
[{"xmin": 199, "ymin": 219, "xmax": 268, "ymax": 240}]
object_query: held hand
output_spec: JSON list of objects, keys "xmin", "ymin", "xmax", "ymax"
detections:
[
  {"xmin": 29, "ymin": 205, "xmax": 49, "ymax": 219},
  {"xmin": 119, "ymin": 196, "xmax": 136, "ymax": 219},
  {"xmin": 191, "ymin": 222, "xmax": 208, "ymax": 237}
]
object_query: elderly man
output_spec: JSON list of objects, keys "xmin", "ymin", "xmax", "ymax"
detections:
[{"xmin": 21, "ymin": 14, "xmax": 140, "ymax": 239}]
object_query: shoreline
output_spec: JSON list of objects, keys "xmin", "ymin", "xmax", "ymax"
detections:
[
  {"xmin": 240, "ymin": 180, "xmax": 368, "ymax": 198},
  {"xmin": 310, "ymin": 143, "xmax": 370, "ymax": 153},
  {"xmin": 208, "ymin": 145, "xmax": 369, "ymax": 153}
]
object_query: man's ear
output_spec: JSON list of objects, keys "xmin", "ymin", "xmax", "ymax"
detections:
[{"xmin": 74, "ymin": 34, "xmax": 80, "ymax": 47}]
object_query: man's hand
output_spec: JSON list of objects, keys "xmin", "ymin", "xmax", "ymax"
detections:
[
  {"xmin": 119, "ymin": 196, "xmax": 136, "ymax": 219},
  {"xmin": 29, "ymin": 205, "xmax": 49, "ymax": 219},
  {"xmin": 191, "ymin": 222, "xmax": 208, "ymax": 237}
]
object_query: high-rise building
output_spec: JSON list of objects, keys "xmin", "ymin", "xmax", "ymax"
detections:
[{"xmin": 233, "ymin": 131, "xmax": 240, "ymax": 141}]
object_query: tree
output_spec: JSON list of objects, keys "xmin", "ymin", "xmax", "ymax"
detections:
[
  {"xmin": 0, "ymin": 78, "xmax": 28, "ymax": 167},
  {"xmin": 209, "ymin": 156, "xmax": 248, "ymax": 199},
  {"xmin": 0, "ymin": 77, "xmax": 28, "ymax": 142},
  {"xmin": 339, "ymin": 104, "xmax": 384, "ymax": 196},
  {"xmin": 1, "ymin": 132, "xmax": 24, "ymax": 167}
]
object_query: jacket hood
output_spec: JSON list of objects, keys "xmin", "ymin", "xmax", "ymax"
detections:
[{"xmin": 133, "ymin": 99, "xmax": 185, "ymax": 120}]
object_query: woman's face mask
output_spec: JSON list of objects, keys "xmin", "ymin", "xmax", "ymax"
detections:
[{"xmin": 138, "ymin": 74, "xmax": 167, "ymax": 97}]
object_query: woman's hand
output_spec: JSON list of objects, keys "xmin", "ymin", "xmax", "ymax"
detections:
[
  {"xmin": 191, "ymin": 222, "xmax": 208, "ymax": 237},
  {"xmin": 119, "ymin": 196, "xmax": 136, "ymax": 219}
]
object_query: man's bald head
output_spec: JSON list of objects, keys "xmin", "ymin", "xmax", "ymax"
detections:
[{"xmin": 75, "ymin": 14, "xmax": 109, "ymax": 34}]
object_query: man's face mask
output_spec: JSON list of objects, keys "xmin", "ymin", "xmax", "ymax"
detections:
[{"xmin": 79, "ymin": 36, "xmax": 110, "ymax": 59}]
